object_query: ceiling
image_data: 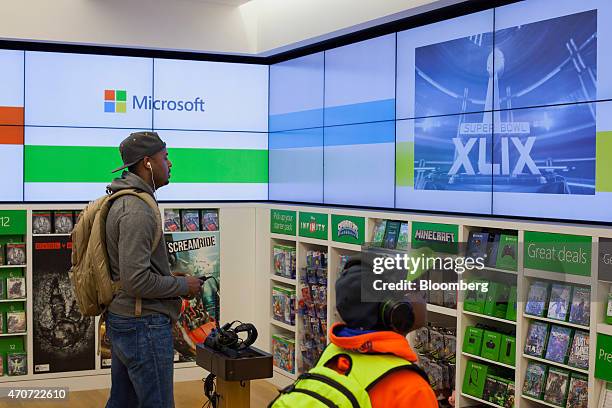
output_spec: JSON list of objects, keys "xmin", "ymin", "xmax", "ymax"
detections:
[{"xmin": 198, "ymin": 0, "xmax": 252, "ymax": 6}]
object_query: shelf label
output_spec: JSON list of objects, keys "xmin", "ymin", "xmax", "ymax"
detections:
[
  {"xmin": 523, "ymin": 231, "xmax": 591, "ymax": 276},
  {"xmin": 0, "ymin": 336, "xmax": 25, "ymax": 355},
  {"xmin": 298, "ymin": 212, "xmax": 328, "ymax": 240},
  {"xmin": 599, "ymin": 238, "xmax": 612, "ymax": 281},
  {"xmin": 270, "ymin": 209, "xmax": 296, "ymax": 236},
  {"xmin": 0, "ymin": 210, "xmax": 26, "ymax": 236},
  {"xmin": 331, "ymin": 215, "xmax": 364, "ymax": 245},
  {"xmin": 596, "ymin": 333, "xmax": 612, "ymax": 382},
  {"xmin": 411, "ymin": 221, "xmax": 458, "ymax": 254}
]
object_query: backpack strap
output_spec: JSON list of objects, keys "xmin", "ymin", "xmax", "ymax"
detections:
[
  {"xmin": 317, "ymin": 343, "xmax": 430, "ymax": 390},
  {"xmin": 108, "ymin": 189, "xmax": 163, "ymax": 317}
]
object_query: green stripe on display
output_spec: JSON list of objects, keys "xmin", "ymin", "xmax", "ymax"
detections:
[
  {"xmin": 169, "ymin": 147, "xmax": 268, "ymax": 183},
  {"xmin": 24, "ymin": 145, "xmax": 268, "ymax": 183},
  {"xmin": 396, "ymin": 141, "xmax": 414, "ymax": 187},
  {"xmin": 596, "ymin": 131, "xmax": 612, "ymax": 192},
  {"xmin": 25, "ymin": 145, "xmax": 120, "ymax": 183}
]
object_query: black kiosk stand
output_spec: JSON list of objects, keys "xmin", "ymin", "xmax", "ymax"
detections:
[
  {"xmin": 195, "ymin": 276, "xmax": 273, "ymax": 407},
  {"xmin": 196, "ymin": 342, "xmax": 273, "ymax": 408}
]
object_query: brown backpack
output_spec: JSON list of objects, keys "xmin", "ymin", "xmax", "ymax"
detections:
[{"xmin": 70, "ymin": 189, "xmax": 162, "ymax": 317}]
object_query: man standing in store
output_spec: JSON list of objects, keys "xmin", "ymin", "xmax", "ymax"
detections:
[{"xmin": 104, "ymin": 131, "xmax": 202, "ymax": 408}]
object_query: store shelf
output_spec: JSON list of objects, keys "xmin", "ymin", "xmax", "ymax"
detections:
[
  {"xmin": 524, "ymin": 268, "xmax": 591, "ymax": 286},
  {"xmin": 481, "ymin": 266, "xmax": 518, "ymax": 275},
  {"xmin": 163, "ymin": 230, "xmax": 212, "ymax": 235},
  {"xmin": 270, "ymin": 275, "xmax": 297, "ymax": 286},
  {"xmin": 0, "ymin": 332, "xmax": 27, "ymax": 337},
  {"xmin": 524, "ymin": 314, "xmax": 589, "ymax": 331},
  {"xmin": 463, "ymin": 310, "xmax": 516, "ymax": 325},
  {"xmin": 0, "ymin": 374, "xmax": 29, "ymax": 383},
  {"xmin": 298, "ymin": 236, "xmax": 328, "ymax": 246},
  {"xmin": 270, "ymin": 319, "xmax": 296, "ymax": 333},
  {"xmin": 32, "ymin": 233, "xmax": 71, "ymax": 237},
  {"xmin": 597, "ymin": 323, "xmax": 612, "ymax": 336},
  {"xmin": 460, "ymin": 393, "xmax": 503, "ymax": 408},
  {"xmin": 462, "ymin": 352, "xmax": 515, "ymax": 370},
  {"xmin": 521, "ymin": 354, "xmax": 589, "ymax": 375},
  {"xmin": 273, "ymin": 365, "xmax": 297, "ymax": 381},
  {"xmin": 0, "ymin": 299, "xmax": 26, "ymax": 303},
  {"xmin": 329, "ymin": 241, "xmax": 362, "ymax": 252},
  {"xmin": 174, "ymin": 361, "xmax": 197, "ymax": 369},
  {"xmin": 271, "ymin": 233, "xmax": 297, "ymax": 242},
  {"xmin": 0, "ymin": 265, "xmax": 26, "ymax": 269},
  {"xmin": 427, "ymin": 304, "xmax": 457, "ymax": 317},
  {"xmin": 521, "ymin": 394, "xmax": 562, "ymax": 408}
]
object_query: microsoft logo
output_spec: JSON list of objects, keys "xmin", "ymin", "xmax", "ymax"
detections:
[
  {"xmin": 103, "ymin": 88, "xmax": 205, "ymax": 113},
  {"xmin": 104, "ymin": 89, "xmax": 127, "ymax": 113}
]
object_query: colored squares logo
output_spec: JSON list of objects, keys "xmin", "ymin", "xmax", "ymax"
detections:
[{"xmin": 104, "ymin": 89, "xmax": 127, "ymax": 113}]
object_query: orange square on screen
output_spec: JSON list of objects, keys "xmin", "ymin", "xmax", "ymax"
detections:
[
  {"xmin": 104, "ymin": 90, "xmax": 115, "ymax": 101},
  {"xmin": 0, "ymin": 126, "xmax": 24, "ymax": 145},
  {"xmin": 0, "ymin": 106, "xmax": 24, "ymax": 126}
]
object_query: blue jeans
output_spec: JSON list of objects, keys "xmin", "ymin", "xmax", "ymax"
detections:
[{"xmin": 105, "ymin": 312, "xmax": 175, "ymax": 408}]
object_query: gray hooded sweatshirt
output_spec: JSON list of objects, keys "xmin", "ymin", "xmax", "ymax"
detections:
[{"xmin": 105, "ymin": 171, "xmax": 188, "ymax": 321}]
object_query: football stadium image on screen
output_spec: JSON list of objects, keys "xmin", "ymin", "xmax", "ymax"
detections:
[{"xmin": 413, "ymin": 10, "xmax": 596, "ymax": 195}]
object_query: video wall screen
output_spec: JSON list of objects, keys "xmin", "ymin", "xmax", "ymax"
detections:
[
  {"xmin": 0, "ymin": 50, "xmax": 24, "ymax": 202},
  {"xmin": 268, "ymin": 53, "xmax": 324, "ymax": 202},
  {"xmin": 269, "ymin": 52, "xmax": 324, "ymax": 132},
  {"xmin": 488, "ymin": 0, "xmax": 610, "ymax": 222},
  {"xmin": 269, "ymin": 128, "xmax": 324, "ymax": 203},
  {"xmin": 396, "ymin": 10, "xmax": 494, "ymax": 120},
  {"xmin": 0, "ymin": 51, "xmax": 269, "ymax": 202},
  {"xmin": 324, "ymin": 34, "xmax": 396, "ymax": 127},
  {"xmin": 153, "ymin": 59, "xmax": 268, "ymax": 132},
  {"xmin": 3, "ymin": 0, "xmax": 612, "ymax": 224},
  {"xmin": 324, "ymin": 121, "xmax": 395, "ymax": 208},
  {"xmin": 268, "ymin": 36, "xmax": 397, "ymax": 207},
  {"xmin": 25, "ymin": 52, "xmax": 154, "ymax": 129},
  {"xmin": 270, "ymin": 0, "xmax": 612, "ymax": 223},
  {"xmin": 402, "ymin": 0, "xmax": 608, "ymax": 222}
]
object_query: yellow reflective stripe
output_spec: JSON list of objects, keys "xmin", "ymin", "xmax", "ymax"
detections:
[{"xmin": 316, "ymin": 343, "xmax": 412, "ymax": 390}]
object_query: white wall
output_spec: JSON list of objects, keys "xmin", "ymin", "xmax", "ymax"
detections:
[
  {"xmin": 1, "ymin": 0, "xmax": 462, "ymax": 55},
  {"xmin": 242, "ymin": 0, "xmax": 463, "ymax": 55},
  {"xmin": 0, "ymin": 0, "xmax": 258, "ymax": 54},
  {"xmin": 220, "ymin": 207, "xmax": 258, "ymax": 325}
]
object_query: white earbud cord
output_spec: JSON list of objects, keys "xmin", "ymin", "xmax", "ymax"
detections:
[{"xmin": 148, "ymin": 164, "xmax": 158, "ymax": 201}]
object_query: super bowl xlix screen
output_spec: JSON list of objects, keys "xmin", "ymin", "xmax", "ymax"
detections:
[{"xmin": 414, "ymin": 10, "xmax": 597, "ymax": 196}]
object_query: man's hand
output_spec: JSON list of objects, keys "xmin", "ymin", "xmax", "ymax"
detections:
[{"xmin": 185, "ymin": 276, "xmax": 203, "ymax": 298}]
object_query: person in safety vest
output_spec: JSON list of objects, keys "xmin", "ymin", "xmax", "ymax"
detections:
[{"xmin": 270, "ymin": 256, "xmax": 438, "ymax": 408}]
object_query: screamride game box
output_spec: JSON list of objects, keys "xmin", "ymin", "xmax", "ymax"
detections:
[{"xmin": 166, "ymin": 231, "xmax": 220, "ymax": 362}]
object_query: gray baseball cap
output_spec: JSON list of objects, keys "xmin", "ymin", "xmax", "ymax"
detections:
[{"xmin": 111, "ymin": 131, "xmax": 166, "ymax": 173}]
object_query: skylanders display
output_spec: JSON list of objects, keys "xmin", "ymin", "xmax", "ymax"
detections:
[{"xmin": 298, "ymin": 250, "xmax": 328, "ymax": 371}]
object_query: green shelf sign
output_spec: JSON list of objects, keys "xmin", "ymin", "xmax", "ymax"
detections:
[
  {"xmin": 270, "ymin": 209, "xmax": 296, "ymax": 236},
  {"xmin": 298, "ymin": 212, "xmax": 328, "ymax": 240},
  {"xmin": 331, "ymin": 215, "xmax": 364, "ymax": 245},
  {"xmin": 411, "ymin": 221, "xmax": 458, "ymax": 254},
  {"xmin": 523, "ymin": 231, "xmax": 591, "ymax": 276},
  {"xmin": 0, "ymin": 337, "xmax": 25, "ymax": 356},
  {"xmin": 596, "ymin": 333, "xmax": 612, "ymax": 382},
  {"xmin": 0, "ymin": 211, "xmax": 26, "ymax": 236}
]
